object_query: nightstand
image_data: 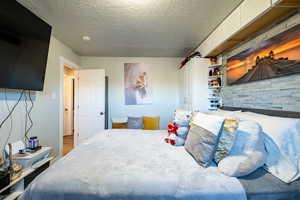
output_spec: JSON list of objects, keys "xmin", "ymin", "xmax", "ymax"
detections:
[{"xmin": 0, "ymin": 147, "xmax": 54, "ymax": 200}]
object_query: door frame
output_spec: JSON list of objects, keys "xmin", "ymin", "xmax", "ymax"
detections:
[{"xmin": 59, "ymin": 56, "xmax": 80, "ymax": 157}]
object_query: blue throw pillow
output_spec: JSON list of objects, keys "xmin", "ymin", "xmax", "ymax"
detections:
[{"xmin": 127, "ymin": 117, "xmax": 143, "ymax": 129}]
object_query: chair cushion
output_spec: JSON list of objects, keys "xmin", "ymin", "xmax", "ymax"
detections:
[
  {"xmin": 112, "ymin": 122, "xmax": 127, "ymax": 129},
  {"xmin": 143, "ymin": 116, "xmax": 160, "ymax": 130}
]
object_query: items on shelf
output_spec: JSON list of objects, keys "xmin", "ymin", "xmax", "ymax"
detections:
[
  {"xmin": 28, "ymin": 136, "xmax": 39, "ymax": 150},
  {"xmin": 208, "ymin": 77, "xmax": 222, "ymax": 88},
  {"xmin": 209, "ymin": 80, "xmax": 220, "ymax": 87},
  {"xmin": 8, "ymin": 143, "xmax": 23, "ymax": 181},
  {"xmin": 209, "ymin": 103, "xmax": 221, "ymax": 109},
  {"xmin": 210, "ymin": 57, "xmax": 218, "ymax": 65},
  {"xmin": 213, "ymin": 68, "xmax": 221, "ymax": 76},
  {"xmin": 208, "ymin": 63, "xmax": 223, "ymax": 110}
]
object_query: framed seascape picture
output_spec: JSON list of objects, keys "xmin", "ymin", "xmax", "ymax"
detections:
[
  {"xmin": 124, "ymin": 63, "xmax": 153, "ymax": 105},
  {"xmin": 227, "ymin": 24, "xmax": 300, "ymax": 85}
]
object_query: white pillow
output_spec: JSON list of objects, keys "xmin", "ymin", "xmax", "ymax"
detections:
[
  {"xmin": 218, "ymin": 120, "xmax": 267, "ymax": 177},
  {"xmin": 234, "ymin": 112, "xmax": 300, "ymax": 183},
  {"xmin": 191, "ymin": 112, "xmax": 225, "ymax": 134},
  {"xmin": 209, "ymin": 109, "xmax": 241, "ymax": 119}
]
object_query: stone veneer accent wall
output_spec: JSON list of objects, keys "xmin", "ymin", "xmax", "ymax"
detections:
[{"xmin": 221, "ymin": 11, "xmax": 300, "ymax": 112}]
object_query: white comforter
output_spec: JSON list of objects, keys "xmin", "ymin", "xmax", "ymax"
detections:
[{"xmin": 20, "ymin": 129, "xmax": 246, "ymax": 200}]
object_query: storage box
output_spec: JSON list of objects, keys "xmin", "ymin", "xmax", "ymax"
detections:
[{"xmin": 13, "ymin": 147, "xmax": 52, "ymax": 168}]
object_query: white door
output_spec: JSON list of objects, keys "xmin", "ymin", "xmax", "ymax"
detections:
[
  {"xmin": 76, "ymin": 69, "xmax": 105, "ymax": 143},
  {"xmin": 64, "ymin": 75, "xmax": 74, "ymax": 136}
]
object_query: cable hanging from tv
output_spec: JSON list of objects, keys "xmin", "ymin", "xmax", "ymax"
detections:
[
  {"xmin": 0, "ymin": 90, "xmax": 24, "ymax": 130},
  {"xmin": 2, "ymin": 88, "xmax": 14, "ymax": 160},
  {"xmin": 25, "ymin": 90, "xmax": 34, "ymax": 142}
]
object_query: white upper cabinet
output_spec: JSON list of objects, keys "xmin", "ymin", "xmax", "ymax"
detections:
[
  {"xmin": 210, "ymin": 23, "xmax": 225, "ymax": 47},
  {"xmin": 240, "ymin": 0, "xmax": 271, "ymax": 28},
  {"xmin": 272, "ymin": 0, "xmax": 282, "ymax": 5},
  {"xmin": 198, "ymin": 38, "xmax": 211, "ymax": 58},
  {"xmin": 198, "ymin": 8, "xmax": 240, "ymax": 57},
  {"xmin": 197, "ymin": 0, "xmax": 272, "ymax": 57},
  {"xmin": 223, "ymin": 6, "xmax": 241, "ymax": 40}
]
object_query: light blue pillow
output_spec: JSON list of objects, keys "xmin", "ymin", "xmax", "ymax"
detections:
[{"xmin": 127, "ymin": 117, "xmax": 143, "ymax": 129}]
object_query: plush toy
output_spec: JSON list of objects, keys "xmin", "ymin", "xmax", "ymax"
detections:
[
  {"xmin": 165, "ymin": 123, "xmax": 178, "ymax": 145},
  {"xmin": 174, "ymin": 111, "xmax": 192, "ymax": 126},
  {"xmin": 177, "ymin": 126, "xmax": 189, "ymax": 138},
  {"xmin": 165, "ymin": 123, "xmax": 186, "ymax": 146}
]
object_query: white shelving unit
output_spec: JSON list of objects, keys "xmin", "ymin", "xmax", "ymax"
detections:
[{"xmin": 208, "ymin": 64, "xmax": 223, "ymax": 111}]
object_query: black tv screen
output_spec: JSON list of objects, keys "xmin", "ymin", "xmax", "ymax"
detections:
[{"xmin": 0, "ymin": 0, "xmax": 51, "ymax": 91}]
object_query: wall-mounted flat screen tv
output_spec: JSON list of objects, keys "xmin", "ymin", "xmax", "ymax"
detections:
[{"xmin": 0, "ymin": 0, "xmax": 52, "ymax": 91}]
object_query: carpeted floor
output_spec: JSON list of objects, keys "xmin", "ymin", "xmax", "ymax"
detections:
[{"xmin": 63, "ymin": 135, "xmax": 74, "ymax": 156}]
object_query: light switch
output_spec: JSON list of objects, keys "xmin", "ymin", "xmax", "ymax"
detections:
[{"xmin": 51, "ymin": 92, "xmax": 57, "ymax": 100}]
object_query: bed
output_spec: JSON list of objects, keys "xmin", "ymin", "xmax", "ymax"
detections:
[
  {"xmin": 239, "ymin": 168, "xmax": 300, "ymax": 200},
  {"xmin": 19, "ymin": 108, "xmax": 300, "ymax": 200},
  {"xmin": 222, "ymin": 106, "xmax": 300, "ymax": 200},
  {"xmin": 20, "ymin": 129, "xmax": 246, "ymax": 200}
]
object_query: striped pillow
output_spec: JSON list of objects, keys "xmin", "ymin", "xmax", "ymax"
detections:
[{"xmin": 214, "ymin": 119, "xmax": 239, "ymax": 163}]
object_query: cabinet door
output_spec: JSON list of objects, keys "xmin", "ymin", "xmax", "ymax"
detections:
[
  {"xmin": 223, "ymin": 6, "xmax": 241, "ymax": 40},
  {"xmin": 190, "ymin": 58, "xmax": 210, "ymax": 112},
  {"xmin": 178, "ymin": 68, "xmax": 184, "ymax": 107},
  {"xmin": 185, "ymin": 62, "xmax": 193, "ymax": 110},
  {"xmin": 240, "ymin": 0, "xmax": 271, "ymax": 27},
  {"xmin": 178, "ymin": 64, "xmax": 191, "ymax": 110}
]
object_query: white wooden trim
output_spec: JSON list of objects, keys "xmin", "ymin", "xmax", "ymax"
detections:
[{"xmin": 59, "ymin": 56, "xmax": 80, "ymax": 157}]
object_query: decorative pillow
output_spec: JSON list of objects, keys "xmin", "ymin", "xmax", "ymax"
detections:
[
  {"xmin": 209, "ymin": 110, "xmax": 241, "ymax": 120},
  {"xmin": 127, "ymin": 117, "xmax": 143, "ymax": 129},
  {"xmin": 143, "ymin": 116, "xmax": 160, "ymax": 130},
  {"xmin": 174, "ymin": 109, "xmax": 192, "ymax": 126},
  {"xmin": 185, "ymin": 113, "xmax": 225, "ymax": 167},
  {"xmin": 112, "ymin": 122, "xmax": 127, "ymax": 129},
  {"xmin": 218, "ymin": 120, "xmax": 267, "ymax": 177},
  {"xmin": 233, "ymin": 112, "xmax": 300, "ymax": 183},
  {"xmin": 214, "ymin": 119, "xmax": 239, "ymax": 163}
]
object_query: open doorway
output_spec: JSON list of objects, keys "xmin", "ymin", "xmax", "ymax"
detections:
[{"xmin": 63, "ymin": 66, "xmax": 76, "ymax": 155}]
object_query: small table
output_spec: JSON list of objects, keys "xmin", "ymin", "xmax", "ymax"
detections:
[{"xmin": 0, "ymin": 155, "xmax": 54, "ymax": 200}]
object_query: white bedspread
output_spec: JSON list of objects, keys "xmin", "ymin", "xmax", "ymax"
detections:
[{"xmin": 19, "ymin": 129, "xmax": 246, "ymax": 200}]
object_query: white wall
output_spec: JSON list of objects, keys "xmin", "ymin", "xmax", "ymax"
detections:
[
  {"xmin": 80, "ymin": 57, "xmax": 181, "ymax": 129},
  {"xmin": 0, "ymin": 36, "xmax": 80, "ymax": 155}
]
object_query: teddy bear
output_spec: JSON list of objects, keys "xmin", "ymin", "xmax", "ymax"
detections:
[
  {"xmin": 173, "ymin": 111, "xmax": 192, "ymax": 127},
  {"xmin": 165, "ymin": 123, "xmax": 186, "ymax": 146}
]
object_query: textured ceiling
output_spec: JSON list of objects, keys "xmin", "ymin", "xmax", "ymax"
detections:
[{"xmin": 17, "ymin": 0, "xmax": 243, "ymax": 57}]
